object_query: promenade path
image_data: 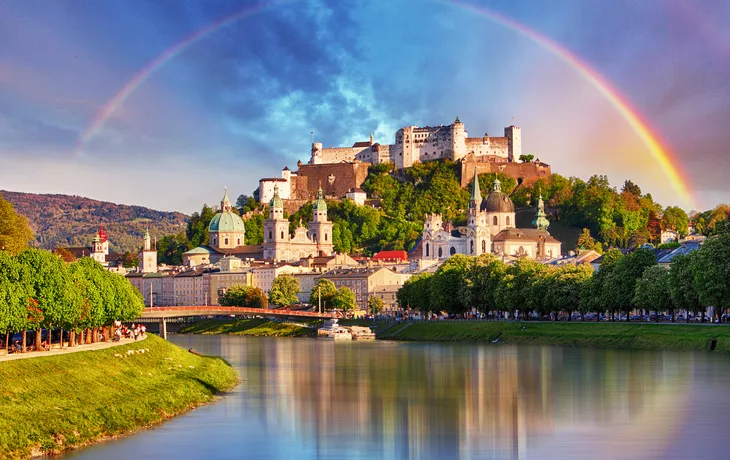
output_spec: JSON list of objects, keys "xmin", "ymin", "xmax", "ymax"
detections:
[{"xmin": 0, "ymin": 335, "xmax": 147, "ymax": 363}]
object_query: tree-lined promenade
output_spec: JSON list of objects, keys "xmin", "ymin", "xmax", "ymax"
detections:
[
  {"xmin": 0, "ymin": 248, "xmax": 145, "ymax": 354},
  {"xmin": 397, "ymin": 234, "xmax": 730, "ymax": 323}
]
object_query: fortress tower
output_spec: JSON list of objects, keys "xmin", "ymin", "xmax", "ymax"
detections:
[{"xmin": 505, "ymin": 125, "xmax": 521, "ymax": 162}]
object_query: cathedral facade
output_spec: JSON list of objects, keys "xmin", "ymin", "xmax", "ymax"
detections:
[
  {"xmin": 263, "ymin": 184, "xmax": 334, "ymax": 262},
  {"xmin": 419, "ymin": 170, "xmax": 561, "ymax": 262}
]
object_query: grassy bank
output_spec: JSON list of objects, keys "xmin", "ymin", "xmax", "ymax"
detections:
[
  {"xmin": 387, "ymin": 321, "xmax": 730, "ymax": 352},
  {"xmin": 179, "ymin": 318, "xmax": 315, "ymax": 337},
  {"xmin": 0, "ymin": 334, "xmax": 239, "ymax": 459}
]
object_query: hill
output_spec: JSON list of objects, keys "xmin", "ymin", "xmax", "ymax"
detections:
[{"xmin": 0, "ymin": 190, "xmax": 188, "ymax": 253}]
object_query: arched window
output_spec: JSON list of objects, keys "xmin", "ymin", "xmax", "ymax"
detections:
[
  {"xmin": 268, "ymin": 231, "xmax": 272, "ymax": 241},
  {"xmin": 450, "ymin": 246, "xmax": 456, "ymax": 256},
  {"xmin": 426, "ymin": 243, "xmax": 430, "ymax": 257},
  {"xmin": 281, "ymin": 231, "xmax": 284, "ymax": 239},
  {"xmin": 325, "ymin": 233, "xmax": 328, "ymax": 241},
  {"xmin": 438, "ymin": 247, "xmax": 443, "ymax": 258},
  {"xmin": 312, "ymin": 233, "xmax": 317, "ymax": 242},
  {"xmin": 493, "ymin": 216, "xmax": 498, "ymax": 225},
  {"xmin": 236, "ymin": 238, "xmax": 240, "ymax": 246},
  {"xmin": 470, "ymin": 241, "xmax": 474, "ymax": 254},
  {"xmin": 482, "ymin": 240, "xmax": 486, "ymax": 253},
  {"xmin": 506, "ymin": 216, "xmax": 510, "ymax": 226},
  {"xmin": 224, "ymin": 237, "xmax": 229, "ymax": 246}
]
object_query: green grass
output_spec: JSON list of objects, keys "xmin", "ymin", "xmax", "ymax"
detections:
[
  {"xmin": 390, "ymin": 321, "xmax": 730, "ymax": 352},
  {"xmin": 179, "ymin": 318, "xmax": 315, "ymax": 337},
  {"xmin": 0, "ymin": 335, "xmax": 239, "ymax": 459}
]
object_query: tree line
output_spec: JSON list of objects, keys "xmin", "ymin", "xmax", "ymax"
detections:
[
  {"xmin": 397, "ymin": 234, "xmax": 730, "ymax": 322},
  {"xmin": 0, "ymin": 248, "xmax": 145, "ymax": 352}
]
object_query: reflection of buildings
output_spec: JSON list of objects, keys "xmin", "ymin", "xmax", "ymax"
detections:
[{"xmin": 226, "ymin": 339, "xmax": 691, "ymax": 459}]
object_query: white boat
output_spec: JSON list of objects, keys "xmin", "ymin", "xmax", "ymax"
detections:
[
  {"xmin": 317, "ymin": 319, "xmax": 352, "ymax": 341},
  {"xmin": 349, "ymin": 326, "xmax": 376, "ymax": 340}
]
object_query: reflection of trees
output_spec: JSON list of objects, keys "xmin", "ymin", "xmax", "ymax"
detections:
[{"xmin": 225, "ymin": 339, "xmax": 691, "ymax": 458}]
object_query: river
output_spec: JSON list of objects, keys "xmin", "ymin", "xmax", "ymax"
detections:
[{"xmin": 60, "ymin": 335, "xmax": 730, "ymax": 460}]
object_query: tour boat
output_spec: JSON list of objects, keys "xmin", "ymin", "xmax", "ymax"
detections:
[
  {"xmin": 349, "ymin": 326, "xmax": 376, "ymax": 340},
  {"xmin": 317, "ymin": 319, "xmax": 352, "ymax": 341}
]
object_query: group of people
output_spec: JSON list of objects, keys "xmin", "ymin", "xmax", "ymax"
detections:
[{"xmin": 113, "ymin": 321, "xmax": 146, "ymax": 342}]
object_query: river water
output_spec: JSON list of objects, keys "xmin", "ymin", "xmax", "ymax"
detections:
[{"xmin": 62, "ymin": 335, "xmax": 730, "ymax": 460}]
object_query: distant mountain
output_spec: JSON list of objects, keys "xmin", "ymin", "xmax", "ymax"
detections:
[{"xmin": 1, "ymin": 190, "xmax": 188, "ymax": 253}]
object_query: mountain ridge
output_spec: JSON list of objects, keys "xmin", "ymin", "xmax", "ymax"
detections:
[{"xmin": 1, "ymin": 190, "xmax": 189, "ymax": 253}]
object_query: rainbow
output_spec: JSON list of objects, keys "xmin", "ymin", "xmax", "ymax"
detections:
[
  {"xmin": 75, "ymin": 0, "xmax": 695, "ymax": 208},
  {"xmin": 74, "ymin": 0, "xmax": 286, "ymax": 157},
  {"xmin": 435, "ymin": 0, "xmax": 696, "ymax": 208}
]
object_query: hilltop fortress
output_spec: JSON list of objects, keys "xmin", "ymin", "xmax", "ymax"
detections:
[
  {"xmin": 259, "ymin": 118, "xmax": 550, "ymax": 207},
  {"xmin": 312, "ymin": 117, "xmax": 521, "ymax": 168}
]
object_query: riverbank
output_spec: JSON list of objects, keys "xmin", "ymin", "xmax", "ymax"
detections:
[
  {"xmin": 384, "ymin": 321, "xmax": 730, "ymax": 352},
  {"xmin": 179, "ymin": 318, "xmax": 316, "ymax": 337},
  {"xmin": 0, "ymin": 334, "xmax": 239, "ymax": 459}
]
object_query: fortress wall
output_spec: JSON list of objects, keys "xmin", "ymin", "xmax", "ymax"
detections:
[
  {"xmin": 319, "ymin": 147, "xmax": 366, "ymax": 164},
  {"xmin": 295, "ymin": 162, "xmax": 370, "ymax": 199},
  {"xmin": 460, "ymin": 157, "xmax": 551, "ymax": 187}
]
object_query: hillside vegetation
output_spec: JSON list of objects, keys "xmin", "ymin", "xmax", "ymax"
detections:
[
  {"xmin": 1, "ymin": 190, "xmax": 187, "ymax": 253},
  {"xmin": 0, "ymin": 335, "xmax": 238, "ymax": 459}
]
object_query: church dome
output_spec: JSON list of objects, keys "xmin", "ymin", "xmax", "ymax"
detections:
[
  {"xmin": 481, "ymin": 179, "xmax": 515, "ymax": 213},
  {"xmin": 208, "ymin": 212, "xmax": 246, "ymax": 233},
  {"xmin": 209, "ymin": 188, "xmax": 246, "ymax": 234}
]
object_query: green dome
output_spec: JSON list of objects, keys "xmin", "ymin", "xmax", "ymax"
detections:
[
  {"xmin": 313, "ymin": 185, "xmax": 327, "ymax": 212},
  {"xmin": 208, "ymin": 211, "xmax": 246, "ymax": 233}
]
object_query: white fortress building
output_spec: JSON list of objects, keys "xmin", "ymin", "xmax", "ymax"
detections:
[{"xmin": 310, "ymin": 117, "xmax": 522, "ymax": 169}]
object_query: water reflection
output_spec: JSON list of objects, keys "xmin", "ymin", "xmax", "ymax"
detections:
[{"xmin": 63, "ymin": 336, "xmax": 730, "ymax": 460}]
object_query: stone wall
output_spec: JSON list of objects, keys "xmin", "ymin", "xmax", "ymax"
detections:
[
  {"xmin": 292, "ymin": 162, "xmax": 370, "ymax": 201},
  {"xmin": 460, "ymin": 156, "xmax": 551, "ymax": 187}
]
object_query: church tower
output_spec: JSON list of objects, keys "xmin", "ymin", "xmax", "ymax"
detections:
[
  {"xmin": 139, "ymin": 228, "xmax": 158, "ymax": 273},
  {"xmin": 91, "ymin": 232, "xmax": 106, "ymax": 264},
  {"xmin": 308, "ymin": 185, "xmax": 333, "ymax": 256},
  {"xmin": 533, "ymin": 194, "xmax": 550, "ymax": 232},
  {"xmin": 466, "ymin": 168, "xmax": 490, "ymax": 256},
  {"xmin": 263, "ymin": 184, "xmax": 290, "ymax": 261}
]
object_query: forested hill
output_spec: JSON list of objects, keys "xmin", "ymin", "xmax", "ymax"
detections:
[{"xmin": 1, "ymin": 190, "xmax": 188, "ymax": 253}]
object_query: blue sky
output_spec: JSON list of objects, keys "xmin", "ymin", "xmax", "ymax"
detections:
[{"xmin": 1, "ymin": 0, "xmax": 729, "ymax": 213}]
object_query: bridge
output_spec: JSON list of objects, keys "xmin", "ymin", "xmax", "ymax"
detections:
[{"xmin": 139, "ymin": 306, "xmax": 335, "ymax": 339}]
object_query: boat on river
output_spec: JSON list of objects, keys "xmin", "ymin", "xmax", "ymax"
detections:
[
  {"xmin": 349, "ymin": 326, "xmax": 376, "ymax": 340},
  {"xmin": 317, "ymin": 319, "xmax": 352, "ymax": 341}
]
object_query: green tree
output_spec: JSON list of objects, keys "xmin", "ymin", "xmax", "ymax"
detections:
[
  {"xmin": 518, "ymin": 154, "xmax": 535, "ymax": 163},
  {"xmin": 603, "ymin": 248, "xmax": 656, "ymax": 319},
  {"xmin": 0, "ymin": 194, "xmax": 34, "ymax": 255},
  {"xmin": 398, "ymin": 273, "xmax": 433, "ymax": 311},
  {"xmin": 577, "ymin": 228, "xmax": 597, "ymax": 251},
  {"xmin": 431, "ymin": 255, "xmax": 473, "ymax": 314},
  {"xmin": 243, "ymin": 214, "xmax": 264, "ymax": 245},
  {"xmin": 333, "ymin": 287, "xmax": 358, "ymax": 312},
  {"xmin": 236, "ymin": 194, "xmax": 258, "ymax": 214},
  {"xmin": 459, "ymin": 254, "xmax": 505, "ymax": 313},
  {"xmin": 668, "ymin": 252, "xmax": 702, "ymax": 322},
  {"xmin": 495, "ymin": 258, "xmax": 547, "ymax": 318},
  {"xmin": 186, "ymin": 204, "xmax": 216, "ymax": 249},
  {"xmin": 622, "ymin": 180, "xmax": 642, "ymax": 196},
  {"xmin": 122, "ymin": 251, "xmax": 139, "ymax": 268},
  {"xmin": 310, "ymin": 278, "xmax": 337, "ymax": 310},
  {"xmin": 0, "ymin": 252, "xmax": 32, "ymax": 351},
  {"xmin": 662, "ymin": 206, "xmax": 689, "ymax": 237},
  {"xmin": 634, "ymin": 265, "xmax": 673, "ymax": 321},
  {"xmin": 692, "ymin": 233, "xmax": 730, "ymax": 321},
  {"xmin": 368, "ymin": 296, "xmax": 384, "ymax": 315},
  {"xmin": 219, "ymin": 284, "xmax": 252, "ymax": 307},
  {"xmin": 269, "ymin": 275, "xmax": 300, "ymax": 306},
  {"xmin": 156, "ymin": 232, "xmax": 187, "ymax": 265},
  {"xmin": 245, "ymin": 287, "xmax": 269, "ymax": 309}
]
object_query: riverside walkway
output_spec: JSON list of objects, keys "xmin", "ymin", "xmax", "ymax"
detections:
[{"xmin": 0, "ymin": 335, "xmax": 147, "ymax": 363}]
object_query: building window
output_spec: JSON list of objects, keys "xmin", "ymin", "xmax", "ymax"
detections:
[
  {"xmin": 224, "ymin": 237, "xmax": 229, "ymax": 246},
  {"xmin": 425, "ymin": 243, "xmax": 429, "ymax": 257},
  {"xmin": 482, "ymin": 240, "xmax": 486, "ymax": 253},
  {"xmin": 269, "ymin": 230, "xmax": 273, "ymax": 241},
  {"xmin": 438, "ymin": 247, "xmax": 443, "ymax": 258},
  {"xmin": 281, "ymin": 231, "xmax": 284, "ymax": 239},
  {"xmin": 450, "ymin": 247, "xmax": 456, "ymax": 256},
  {"xmin": 237, "ymin": 238, "xmax": 240, "ymax": 246},
  {"xmin": 493, "ymin": 216, "xmax": 498, "ymax": 225},
  {"xmin": 470, "ymin": 241, "xmax": 474, "ymax": 254},
  {"xmin": 506, "ymin": 216, "xmax": 510, "ymax": 226},
  {"xmin": 325, "ymin": 233, "xmax": 328, "ymax": 241}
]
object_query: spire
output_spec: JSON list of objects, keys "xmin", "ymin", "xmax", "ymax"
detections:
[
  {"xmin": 454, "ymin": 116, "xmax": 461, "ymax": 124},
  {"xmin": 221, "ymin": 187, "xmax": 232, "ymax": 212},
  {"xmin": 98, "ymin": 220, "xmax": 107, "ymax": 243},
  {"xmin": 533, "ymin": 194, "xmax": 550, "ymax": 231},
  {"xmin": 269, "ymin": 183, "xmax": 283, "ymax": 209},
  {"xmin": 313, "ymin": 182, "xmax": 327, "ymax": 212},
  {"xmin": 492, "ymin": 178, "xmax": 502, "ymax": 193},
  {"xmin": 369, "ymin": 131, "xmax": 374, "ymax": 145},
  {"xmin": 471, "ymin": 167, "xmax": 481, "ymax": 203},
  {"xmin": 144, "ymin": 226, "xmax": 151, "ymax": 251}
]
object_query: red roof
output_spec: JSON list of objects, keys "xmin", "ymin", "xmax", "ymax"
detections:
[
  {"xmin": 98, "ymin": 224, "xmax": 107, "ymax": 243},
  {"xmin": 372, "ymin": 250, "xmax": 408, "ymax": 261}
]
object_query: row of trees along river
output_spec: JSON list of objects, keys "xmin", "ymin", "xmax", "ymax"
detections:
[
  {"xmin": 0, "ymin": 248, "xmax": 145, "ymax": 353},
  {"xmin": 398, "ymin": 233, "xmax": 730, "ymax": 322}
]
